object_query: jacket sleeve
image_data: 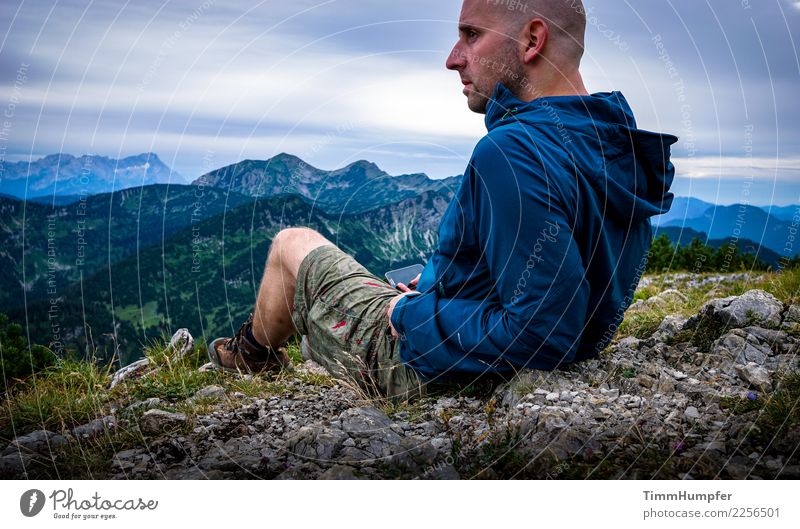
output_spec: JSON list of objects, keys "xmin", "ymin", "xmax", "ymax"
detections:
[{"xmin": 390, "ymin": 135, "xmax": 591, "ymax": 372}]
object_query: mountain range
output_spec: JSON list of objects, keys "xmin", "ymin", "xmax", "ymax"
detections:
[
  {"xmin": 2, "ymin": 151, "xmax": 799, "ymax": 364},
  {"xmin": 652, "ymin": 197, "xmax": 797, "ymax": 258},
  {"xmin": 3, "ymin": 185, "xmax": 452, "ymax": 365},
  {"xmin": 193, "ymin": 153, "xmax": 462, "ymax": 215},
  {"xmin": 0, "ymin": 153, "xmax": 181, "ymax": 199}
]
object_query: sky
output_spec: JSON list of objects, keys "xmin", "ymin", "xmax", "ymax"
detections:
[{"xmin": 0, "ymin": 0, "xmax": 799, "ymax": 205}]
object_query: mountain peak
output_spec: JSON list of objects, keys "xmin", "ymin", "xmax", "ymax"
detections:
[
  {"xmin": 124, "ymin": 152, "xmax": 161, "ymax": 162},
  {"xmin": 269, "ymin": 153, "xmax": 305, "ymax": 165},
  {"xmin": 334, "ymin": 159, "xmax": 386, "ymax": 179},
  {"xmin": 346, "ymin": 160, "xmax": 379, "ymax": 170}
]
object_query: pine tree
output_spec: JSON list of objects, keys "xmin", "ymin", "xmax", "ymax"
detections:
[{"xmin": 0, "ymin": 314, "xmax": 57, "ymax": 393}]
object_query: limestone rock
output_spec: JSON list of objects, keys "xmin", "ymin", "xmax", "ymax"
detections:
[
  {"xmin": 318, "ymin": 465, "xmax": 359, "ymax": 480},
  {"xmin": 139, "ymin": 409, "xmax": 189, "ymax": 436},
  {"xmin": 167, "ymin": 328, "xmax": 195, "ymax": 361},
  {"xmin": 735, "ymin": 362, "xmax": 772, "ymax": 391},
  {"xmin": 193, "ymin": 385, "xmax": 226, "ymax": 401},
  {"xmin": 696, "ymin": 289, "xmax": 783, "ymax": 328},
  {"xmin": 71, "ymin": 416, "xmax": 116, "ymax": 440},
  {"xmin": 2, "ymin": 430, "xmax": 68, "ymax": 456},
  {"xmin": 109, "ymin": 358, "xmax": 151, "ymax": 389}
]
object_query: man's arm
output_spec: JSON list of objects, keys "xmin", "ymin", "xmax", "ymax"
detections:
[{"xmin": 389, "ymin": 136, "xmax": 591, "ymax": 374}]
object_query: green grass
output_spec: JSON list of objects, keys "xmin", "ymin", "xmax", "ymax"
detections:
[
  {"xmin": 617, "ymin": 309, "xmax": 670, "ymax": 340},
  {"xmin": 1, "ymin": 358, "xmax": 113, "ymax": 443},
  {"xmin": 0, "ymin": 330, "xmax": 334, "ymax": 477},
  {"xmin": 285, "ymin": 338, "xmax": 303, "ymax": 364},
  {"xmin": 633, "ymin": 284, "xmax": 661, "ymax": 302},
  {"xmin": 124, "ymin": 335, "xmax": 227, "ymax": 402},
  {"xmin": 116, "ymin": 301, "xmax": 160, "ymax": 329},
  {"xmin": 512, "ymin": 378, "xmax": 543, "ymax": 399}
]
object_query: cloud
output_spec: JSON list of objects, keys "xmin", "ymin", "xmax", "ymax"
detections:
[
  {"xmin": 0, "ymin": 0, "xmax": 798, "ymax": 204},
  {"xmin": 673, "ymin": 156, "xmax": 800, "ymax": 181}
]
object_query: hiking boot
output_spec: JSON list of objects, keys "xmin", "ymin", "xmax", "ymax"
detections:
[{"xmin": 208, "ymin": 313, "xmax": 292, "ymax": 374}]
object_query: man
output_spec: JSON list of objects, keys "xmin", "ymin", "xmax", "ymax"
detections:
[{"xmin": 208, "ymin": 0, "xmax": 677, "ymax": 401}]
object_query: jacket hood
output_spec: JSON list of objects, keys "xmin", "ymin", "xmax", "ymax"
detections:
[{"xmin": 485, "ymin": 82, "xmax": 678, "ymax": 223}]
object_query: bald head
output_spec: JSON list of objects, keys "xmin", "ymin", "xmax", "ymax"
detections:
[
  {"xmin": 493, "ymin": 0, "xmax": 587, "ymax": 66},
  {"xmin": 447, "ymin": 0, "xmax": 589, "ymax": 112}
]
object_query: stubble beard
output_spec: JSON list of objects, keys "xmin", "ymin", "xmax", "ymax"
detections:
[{"xmin": 467, "ymin": 42, "xmax": 527, "ymax": 114}]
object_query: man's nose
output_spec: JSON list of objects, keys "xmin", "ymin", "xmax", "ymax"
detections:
[{"xmin": 446, "ymin": 43, "xmax": 465, "ymax": 70}]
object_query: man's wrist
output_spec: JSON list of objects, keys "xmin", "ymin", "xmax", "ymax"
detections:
[{"xmin": 388, "ymin": 291, "xmax": 420, "ymax": 328}]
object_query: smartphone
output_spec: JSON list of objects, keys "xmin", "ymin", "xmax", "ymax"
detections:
[{"xmin": 385, "ymin": 263, "xmax": 424, "ymax": 289}]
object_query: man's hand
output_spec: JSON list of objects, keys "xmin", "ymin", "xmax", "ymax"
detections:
[
  {"xmin": 387, "ymin": 273, "xmax": 421, "ymax": 337},
  {"xmin": 396, "ymin": 273, "xmax": 420, "ymax": 293},
  {"xmin": 387, "ymin": 289, "xmax": 417, "ymax": 338}
]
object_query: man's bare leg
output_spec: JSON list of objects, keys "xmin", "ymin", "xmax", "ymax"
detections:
[{"xmin": 250, "ymin": 227, "xmax": 334, "ymax": 349}]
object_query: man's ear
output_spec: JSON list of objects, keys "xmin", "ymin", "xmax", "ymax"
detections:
[{"xmin": 522, "ymin": 18, "xmax": 548, "ymax": 64}]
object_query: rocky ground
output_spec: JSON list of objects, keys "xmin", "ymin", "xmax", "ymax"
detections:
[{"xmin": 1, "ymin": 274, "xmax": 799, "ymax": 479}]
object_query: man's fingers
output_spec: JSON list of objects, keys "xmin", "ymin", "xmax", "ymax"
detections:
[
  {"xmin": 397, "ymin": 282, "xmax": 410, "ymax": 293},
  {"xmin": 409, "ymin": 274, "xmax": 421, "ymax": 288}
]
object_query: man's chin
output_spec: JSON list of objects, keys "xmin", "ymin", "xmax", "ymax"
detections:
[{"xmin": 467, "ymin": 93, "xmax": 489, "ymax": 114}]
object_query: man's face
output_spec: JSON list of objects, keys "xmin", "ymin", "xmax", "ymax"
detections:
[{"xmin": 445, "ymin": 0, "xmax": 525, "ymax": 114}]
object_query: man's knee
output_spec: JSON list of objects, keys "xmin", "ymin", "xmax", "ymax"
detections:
[
  {"xmin": 270, "ymin": 227, "xmax": 334, "ymax": 272},
  {"xmin": 273, "ymin": 227, "xmax": 330, "ymax": 250}
]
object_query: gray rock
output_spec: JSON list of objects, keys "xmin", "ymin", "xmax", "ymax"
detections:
[
  {"xmin": 654, "ymin": 315, "xmax": 690, "ymax": 341},
  {"xmin": 109, "ymin": 358, "xmax": 151, "ymax": 389},
  {"xmin": 781, "ymin": 304, "xmax": 800, "ymax": 329},
  {"xmin": 391, "ymin": 436, "xmax": 440, "ymax": 472},
  {"xmin": 2, "ymin": 430, "xmax": 68, "ymax": 456},
  {"xmin": 0, "ymin": 452, "xmax": 31, "ymax": 478},
  {"xmin": 735, "ymin": 362, "xmax": 772, "ymax": 391},
  {"xmin": 538, "ymin": 408, "xmax": 568, "ymax": 432},
  {"xmin": 714, "ymin": 330, "xmax": 772, "ymax": 366},
  {"xmin": 616, "ymin": 336, "xmax": 641, "ymax": 352},
  {"xmin": 18, "ymin": 271, "xmax": 797, "ymax": 480},
  {"xmin": 698, "ymin": 289, "xmax": 783, "ymax": 328},
  {"xmin": 339, "ymin": 407, "xmax": 397, "ymax": 440},
  {"xmin": 287, "ymin": 426, "xmax": 347, "ymax": 461},
  {"xmin": 71, "ymin": 416, "xmax": 116, "ymax": 440},
  {"xmin": 193, "ymin": 385, "xmax": 226, "ymax": 401},
  {"xmin": 318, "ymin": 465, "xmax": 359, "ymax": 480},
  {"xmin": 197, "ymin": 439, "xmax": 261, "ymax": 472},
  {"xmin": 742, "ymin": 326, "xmax": 793, "ymax": 353},
  {"xmin": 684, "ymin": 406, "xmax": 700, "ymax": 422},
  {"xmin": 126, "ymin": 398, "xmax": 163, "ymax": 412},
  {"xmin": 111, "ymin": 448, "xmax": 146, "ymax": 472},
  {"xmin": 427, "ymin": 464, "xmax": 460, "ymax": 480},
  {"xmin": 139, "ymin": 409, "xmax": 189, "ymax": 436},
  {"xmin": 275, "ymin": 462, "xmax": 324, "ymax": 480}
]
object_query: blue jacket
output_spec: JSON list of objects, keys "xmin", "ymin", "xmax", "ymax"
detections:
[{"xmin": 390, "ymin": 82, "xmax": 678, "ymax": 381}]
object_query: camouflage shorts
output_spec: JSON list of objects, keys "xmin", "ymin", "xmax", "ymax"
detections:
[{"xmin": 290, "ymin": 244, "xmax": 427, "ymax": 402}]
